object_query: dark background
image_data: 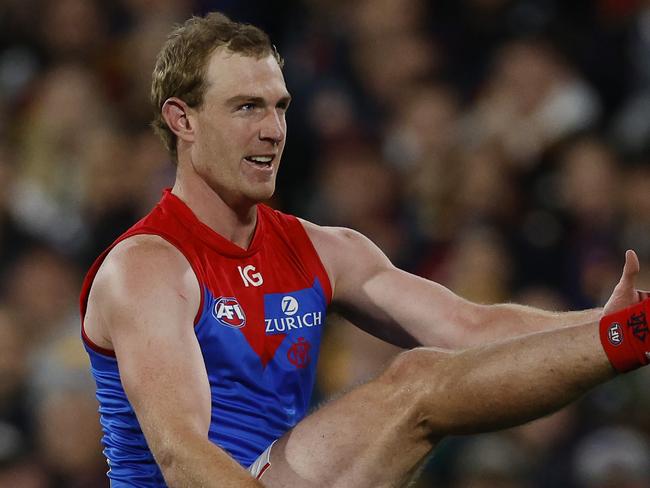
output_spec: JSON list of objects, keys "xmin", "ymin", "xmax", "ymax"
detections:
[{"xmin": 0, "ymin": 0, "xmax": 649, "ymax": 486}]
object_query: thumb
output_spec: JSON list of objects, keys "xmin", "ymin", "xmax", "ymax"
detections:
[{"xmin": 620, "ymin": 249, "xmax": 640, "ymax": 285}]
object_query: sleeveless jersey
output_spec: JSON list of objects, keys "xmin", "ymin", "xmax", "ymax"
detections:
[{"xmin": 80, "ymin": 189, "xmax": 332, "ymax": 486}]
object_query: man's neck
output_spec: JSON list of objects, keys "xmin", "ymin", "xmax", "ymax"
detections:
[{"xmin": 171, "ymin": 171, "xmax": 258, "ymax": 250}]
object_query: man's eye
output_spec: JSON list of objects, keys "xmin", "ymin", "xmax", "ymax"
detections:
[{"xmin": 240, "ymin": 103, "xmax": 256, "ymax": 111}]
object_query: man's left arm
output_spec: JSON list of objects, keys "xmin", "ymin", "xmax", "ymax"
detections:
[{"xmin": 302, "ymin": 221, "xmax": 610, "ymax": 349}]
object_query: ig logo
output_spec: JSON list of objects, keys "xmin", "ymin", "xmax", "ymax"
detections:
[
  {"xmin": 281, "ymin": 296, "xmax": 299, "ymax": 316},
  {"xmin": 237, "ymin": 265, "xmax": 263, "ymax": 287}
]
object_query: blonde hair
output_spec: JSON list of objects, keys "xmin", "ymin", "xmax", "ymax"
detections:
[{"xmin": 151, "ymin": 12, "xmax": 283, "ymax": 159}]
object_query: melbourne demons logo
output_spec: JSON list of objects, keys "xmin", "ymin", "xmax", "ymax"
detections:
[
  {"xmin": 212, "ymin": 297, "xmax": 246, "ymax": 329},
  {"xmin": 287, "ymin": 337, "xmax": 311, "ymax": 368}
]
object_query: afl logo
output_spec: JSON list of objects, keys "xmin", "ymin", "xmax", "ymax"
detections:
[
  {"xmin": 607, "ymin": 322, "xmax": 623, "ymax": 346},
  {"xmin": 281, "ymin": 296, "xmax": 299, "ymax": 316},
  {"xmin": 213, "ymin": 297, "xmax": 246, "ymax": 329}
]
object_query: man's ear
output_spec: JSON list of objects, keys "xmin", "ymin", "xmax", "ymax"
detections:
[{"xmin": 161, "ymin": 98, "xmax": 195, "ymax": 143}]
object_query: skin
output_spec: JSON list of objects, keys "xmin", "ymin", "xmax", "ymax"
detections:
[
  {"xmin": 262, "ymin": 251, "xmax": 643, "ymax": 487},
  {"xmin": 83, "ymin": 47, "xmax": 646, "ymax": 487}
]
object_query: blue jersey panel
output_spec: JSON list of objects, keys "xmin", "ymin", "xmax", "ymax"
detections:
[
  {"xmin": 84, "ymin": 344, "xmax": 166, "ymax": 486},
  {"xmin": 198, "ymin": 279, "xmax": 326, "ymax": 467}
]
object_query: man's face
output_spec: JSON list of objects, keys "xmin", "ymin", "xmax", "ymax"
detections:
[{"xmin": 189, "ymin": 48, "xmax": 290, "ymax": 207}]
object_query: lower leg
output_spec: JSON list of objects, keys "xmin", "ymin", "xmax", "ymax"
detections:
[{"xmin": 410, "ymin": 321, "xmax": 614, "ymax": 435}]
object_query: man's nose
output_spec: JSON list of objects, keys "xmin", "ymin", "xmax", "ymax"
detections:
[{"xmin": 259, "ymin": 110, "xmax": 285, "ymax": 144}]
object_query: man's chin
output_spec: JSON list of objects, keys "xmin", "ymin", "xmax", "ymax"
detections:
[{"xmin": 245, "ymin": 185, "xmax": 276, "ymax": 204}]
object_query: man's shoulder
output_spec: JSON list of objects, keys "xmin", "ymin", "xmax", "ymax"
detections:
[
  {"xmin": 83, "ymin": 234, "xmax": 200, "ymax": 352},
  {"xmin": 96, "ymin": 234, "xmax": 194, "ymax": 293},
  {"xmin": 298, "ymin": 219, "xmax": 365, "ymax": 251},
  {"xmin": 295, "ymin": 220, "xmax": 386, "ymax": 296}
]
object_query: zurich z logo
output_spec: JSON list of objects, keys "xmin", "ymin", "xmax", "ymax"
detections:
[
  {"xmin": 281, "ymin": 296, "xmax": 299, "ymax": 316},
  {"xmin": 213, "ymin": 297, "xmax": 246, "ymax": 328}
]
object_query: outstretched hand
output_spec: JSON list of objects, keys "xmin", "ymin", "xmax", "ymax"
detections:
[{"xmin": 603, "ymin": 250, "xmax": 650, "ymax": 315}]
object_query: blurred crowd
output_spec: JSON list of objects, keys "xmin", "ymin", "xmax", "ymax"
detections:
[{"xmin": 0, "ymin": 0, "xmax": 649, "ymax": 487}]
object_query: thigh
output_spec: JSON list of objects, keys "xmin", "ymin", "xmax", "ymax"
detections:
[{"xmin": 257, "ymin": 376, "xmax": 438, "ymax": 488}]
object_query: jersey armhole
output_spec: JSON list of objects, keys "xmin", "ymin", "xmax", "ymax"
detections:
[
  {"xmin": 80, "ymin": 230, "xmax": 206, "ymax": 357},
  {"xmin": 147, "ymin": 230, "xmax": 206, "ymax": 326},
  {"xmin": 282, "ymin": 215, "xmax": 334, "ymax": 304}
]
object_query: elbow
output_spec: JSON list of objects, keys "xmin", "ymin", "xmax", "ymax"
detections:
[
  {"xmin": 155, "ymin": 444, "xmax": 174, "ymax": 471},
  {"xmin": 150, "ymin": 437, "xmax": 189, "ymax": 487},
  {"xmin": 154, "ymin": 444, "xmax": 180, "ymax": 484},
  {"xmin": 447, "ymin": 301, "xmax": 488, "ymax": 349}
]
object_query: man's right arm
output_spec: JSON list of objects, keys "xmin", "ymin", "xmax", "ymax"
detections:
[{"xmin": 86, "ymin": 235, "xmax": 262, "ymax": 487}]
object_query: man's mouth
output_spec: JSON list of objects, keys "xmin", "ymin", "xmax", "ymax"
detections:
[{"xmin": 244, "ymin": 155, "xmax": 274, "ymax": 167}]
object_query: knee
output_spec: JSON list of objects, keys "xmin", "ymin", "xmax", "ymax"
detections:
[
  {"xmin": 379, "ymin": 347, "xmax": 450, "ymax": 388},
  {"xmin": 375, "ymin": 348, "xmax": 454, "ymax": 432}
]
